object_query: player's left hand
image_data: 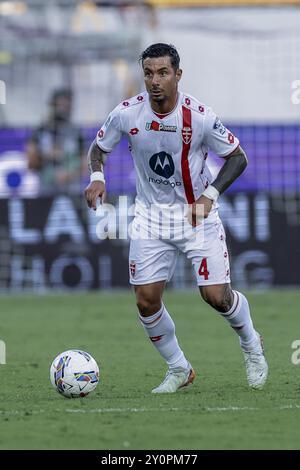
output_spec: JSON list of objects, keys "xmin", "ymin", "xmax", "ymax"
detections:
[{"xmin": 188, "ymin": 195, "xmax": 213, "ymax": 226}]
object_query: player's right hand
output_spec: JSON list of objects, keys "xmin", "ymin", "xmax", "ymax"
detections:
[{"xmin": 84, "ymin": 181, "xmax": 106, "ymax": 211}]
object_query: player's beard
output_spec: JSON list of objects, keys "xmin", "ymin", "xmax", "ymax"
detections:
[
  {"xmin": 150, "ymin": 90, "xmax": 164, "ymax": 102},
  {"xmin": 151, "ymin": 96, "xmax": 164, "ymax": 103}
]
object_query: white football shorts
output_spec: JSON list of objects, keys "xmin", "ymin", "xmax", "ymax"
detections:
[{"xmin": 128, "ymin": 210, "xmax": 230, "ymax": 286}]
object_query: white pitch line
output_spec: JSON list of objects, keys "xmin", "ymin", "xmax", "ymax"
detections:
[
  {"xmin": 1, "ymin": 404, "xmax": 300, "ymax": 416},
  {"xmin": 279, "ymin": 404, "xmax": 300, "ymax": 410},
  {"xmin": 204, "ymin": 406, "xmax": 257, "ymax": 412},
  {"xmin": 64, "ymin": 404, "xmax": 299, "ymax": 414},
  {"xmin": 0, "ymin": 409, "xmax": 46, "ymax": 416}
]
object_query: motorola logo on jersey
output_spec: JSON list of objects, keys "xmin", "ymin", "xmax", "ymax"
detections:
[
  {"xmin": 148, "ymin": 177, "xmax": 181, "ymax": 188},
  {"xmin": 149, "ymin": 152, "xmax": 175, "ymax": 179}
]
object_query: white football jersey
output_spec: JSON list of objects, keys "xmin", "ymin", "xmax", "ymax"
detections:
[{"xmin": 96, "ymin": 91, "xmax": 239, "ymax": 212}]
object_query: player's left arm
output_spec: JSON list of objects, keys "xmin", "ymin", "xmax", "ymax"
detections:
[
  {"xmin": 209, "ymin": 144, "xmax": 248, "ymax": 195},
  {"xmin": 191, "ymin": 105, "xmax": 249, "ymax": 224},
  {"xmin": 194, "ymin": 145, "xmax": 247, "ymax": 220}
]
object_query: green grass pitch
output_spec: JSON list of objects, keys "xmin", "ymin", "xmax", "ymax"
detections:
[{"xmin": 0, "ymin": 289, "xmax": 300, "ymax": 450}]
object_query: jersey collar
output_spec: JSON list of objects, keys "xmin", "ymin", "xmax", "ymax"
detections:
[{"xmin": 147, "ymin": 92, "xmax": 182, "ymax": 120}]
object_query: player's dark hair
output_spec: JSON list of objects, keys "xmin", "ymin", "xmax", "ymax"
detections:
[{"xmin": 139, "ymin": 43, "xmax": 180, "ymax": 71}]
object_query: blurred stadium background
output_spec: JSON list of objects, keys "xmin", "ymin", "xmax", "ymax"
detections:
[{"xmin": 0, "ymin": 0, "xmax": 300, "ymax": 293}]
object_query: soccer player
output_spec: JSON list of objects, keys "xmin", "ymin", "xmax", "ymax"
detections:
[{"xmin": 84, "ymin": 43, "xmax": 268, "ymax": 393}]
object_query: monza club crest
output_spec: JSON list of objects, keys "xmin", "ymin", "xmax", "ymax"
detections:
[
  {"xmin": 181, "ymin": 126, "xmax": 192, "ymax": 145},
  {"xmin": 129, "ymin": 261, "xmax": 136, "ymax": 277}
]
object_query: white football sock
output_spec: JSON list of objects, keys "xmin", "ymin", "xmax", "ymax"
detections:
[
  {"xmin": 139, "ymin": 304, "xmax": 189, "ymax": 370},
  {"xmin": 221, "ymin": 291, "xmax": 260, "ymax": 352}
]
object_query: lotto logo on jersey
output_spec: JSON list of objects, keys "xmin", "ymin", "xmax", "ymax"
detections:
[
  {"xmin": 145, "ymin": 121, "xmax": 177, "ymax": 133},
  {"xmin": 228, "ymin": 133, "xmax": 235, "ymax": 144}
]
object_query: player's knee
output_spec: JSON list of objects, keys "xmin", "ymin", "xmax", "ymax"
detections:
[
  {"xmin": 136, "ymin": 298, "xmax": 162, "ymax": 317},
  {"xmin": 201, "ymin": 284, "xmax": 233, "ymax": 313},
  {"xmin": 202, "ymin": 292, "xmax": 231, "ymax": 313}
]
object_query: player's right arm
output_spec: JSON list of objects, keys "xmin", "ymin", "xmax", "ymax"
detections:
[
  {"xmin": 84, "ymin": 105, "xmax": 123, "ymax": 210},
  {"xmin": 84, "ymin": 140, "xmax": 107, "ymax": 210}
]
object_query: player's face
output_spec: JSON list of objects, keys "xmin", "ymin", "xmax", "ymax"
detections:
[{"xmin": 143, "ymin": 56, "xmax": 182, "ymax": 103}]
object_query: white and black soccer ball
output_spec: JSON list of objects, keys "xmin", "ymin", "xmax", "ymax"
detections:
[{"xmin": 50, "ymin": 349, "xmax": 99, "ymax": 398}]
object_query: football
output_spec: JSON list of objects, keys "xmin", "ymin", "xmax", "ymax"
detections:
[{"xmin": 50, "ymin": 349, "xmax": 99, "ymax": 398}]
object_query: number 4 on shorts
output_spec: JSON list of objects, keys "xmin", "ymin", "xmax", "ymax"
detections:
[{"xmin": 198, "ymin": 258, "xmax": 209, "ymax": 280}]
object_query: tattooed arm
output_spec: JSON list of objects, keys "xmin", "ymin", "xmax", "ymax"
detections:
[
  {"xmin": 84, "ymin": 139, "xmax": 108, "ymax": 210},
  {"xmin": 190, "ymin": 145, "xmax": 248, "ymax": 225},
  {"xmin": 210, "ymin": 145, "xmax": 248, "ymax": 195},
  {"xmin": 87, "ymin": 138, "xmax": 108, "ymax": 174}
]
